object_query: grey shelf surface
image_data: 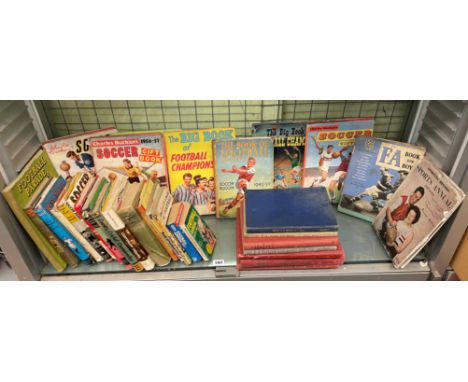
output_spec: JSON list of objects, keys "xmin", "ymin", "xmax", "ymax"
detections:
[{"xmin": 41, "ymin": 209, "xmax": 431, "ymax": 280}]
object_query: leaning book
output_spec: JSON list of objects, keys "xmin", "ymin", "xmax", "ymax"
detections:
[
  {"xmin": 303, "ymin": 118, "xmax": 374, "ymax": 203},
  {"xmin": 252, "ymin": 122, "xmax": 306, "ymax": 189},
  {"xmin": 338, "ymin": 136, "xmax": 426, "ymax": 222},
  {"xmin": 42, "ymin": 127, "xmax": 117, "ymax": 180},
  {"xmin": 1, "ymin": 149, "xmax": 67, "ymax": 272},
  {"xmin": 372, "ymin": 157, "xmax": 465, "ymax": 269}
]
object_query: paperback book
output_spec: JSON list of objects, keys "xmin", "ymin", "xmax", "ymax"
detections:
[
  {"xmin": 338, "ymin": 136, "xmax": 426, "ymax": 221},
  {"xmin": 252, "ymin": 122, "xmax": 307, "ymax": 189},
  {"xmin": 164, "ymin": 128, "xmax": 236, "ymax": 215},
  {"xmin": 303, "ymin": 118, "xmax": 374, "ymax": 203},
  {"xmin": 372, "ymin": 157, "xmax": 465, "ymax": 269},
  {"xmin": 213, "ymin": 137, "xmax": 274, "ymax": 219},
  {"xmin": 42, "ymin": 127, "xmax": 117, "ymax": 180}
]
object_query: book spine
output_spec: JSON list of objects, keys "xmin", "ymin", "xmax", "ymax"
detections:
[
  {"xmin": 243, "ymin": 245, "xmax": 339, "ymax": 255},
  {"xmin": 34, "ymin": 204, "xmax": 90, "ymax": 262},
  {"xmin": 2, "ymin": 191, "xmax": 67, "ymax": 272},
  {"xmin": 180, "ymin": 222, "xmax": 209, "ymax": 261},
  {"xmin": 237, "ymin": 259, "xmax": 344, "ymax": 270},
  {"xmin": 136, "ymin": 205, "xmax": 176, "ymax": 261},
  {"xmin": 246, "ymin": 226, "xmax": 339, "ymax": 234},
  {"xmin": 167, "ymin": 223, "xmax": 203, "ymax": 263},
  {"xmin": 91, "ymin": 212, "xmax": 138, "ymax": 265},
  {"xmin": 56, "ymin": 203, "xmax": 107, "ymax": 262},
  {"xmin": 24, "ymin": 207, "xmax": 80, "ymax": 268},
  {"xmin": 83, "ymin": 211, "xmax": 129, "ymax": 266},
  {"xmin": 117, "ymin": 207, "xmax": 171, "ymax": 267},
  {"xmin": 153, "ymin": 219, "xmax": 192, "ymax": 265},
  {"xmin": 242, "ymin": 236, "xmax": 340, "ymax": 250},
  {"xmin": 102, "ymin": 209, "xmax": 155, "ymax": 271}
]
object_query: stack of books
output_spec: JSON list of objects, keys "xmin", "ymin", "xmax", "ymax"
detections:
[{"xmin": 236, "ymin": 188, "xmax": 345, "ymax": 270}]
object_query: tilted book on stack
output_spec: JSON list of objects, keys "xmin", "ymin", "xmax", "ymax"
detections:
[
  {"xmin": 236, "ymin": 188, "xmax": 345, "ymax": 270},
  {"xmin": 372, "ymin": 156, "xmax": 465, "ymax": 269}
]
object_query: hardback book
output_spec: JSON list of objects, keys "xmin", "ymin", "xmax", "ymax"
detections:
[
  {"xmin": 244, "ymin": 188, "xmax": 338, "ymax": 234},
  {"xmin": 91, "ymin": 132, "xmax": 169, "ymax": 188},
  {"xmin": 1, "ymin": 149, "xmax": 67, "ymax": 272},
  {"xmin": 80, "ymin": 176, "xmax": 138, "ymax": 270},
  {"xmin": 23, "ymin": 177, "xmax": 80, "ymax": 268},
  {"xmin": 252, "ymin": 122, "xmax": 307, "ymax": 189},
  {"xmin": 236, "ymin": 217, "xmax": 345, "ymax": 270},
  {"xmin": 34, "ymin": 177, "xmax": 91, "ymax": 262},
  {"xmin": 135, "ymin": 179, "xmax": 180, "ymax": 262},
  {"xmin": 116, "ymin": 181, "xmax": 172, "ymax": 267},
  {"xmin": 163, "ymin": 128, "xmax": 236, "ymax": 215},
  {"xmin": 145, "ymin": 183, "xmax": 192, "ymax": 265},
  {"xmin": 54, "ymin": 172, "xmax": 110, "ymax": 263},
  {"xmin": 338, "ymin": 136, "xmax": 426, "ymax": 222},
  {"xmin": 100, "ymin": 169, "xmax": 156, "ymax": 271},
  {"xmin": 213, "ymin": 137, "xmax": 274, "ymax": 219},
  {"xmin": 167, "ymin": 202, "xmax": 215, "ymax": 263},
  {"xmin": 238, "ymin": 201, "xmax": 339, "ymax": 254},
  {"xmin": 42, "ymin": 127, "xmax": 117, "ymax": 180},
  {"xmin": 372, "ymin": 157, "xmax": 465, "ymax": 269},
  {"xmin": 303, "ymin": 118, "xmax": 374, "ymax": 203}
]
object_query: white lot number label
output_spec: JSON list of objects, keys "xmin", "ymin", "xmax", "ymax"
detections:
[{"xmin": 213, "ymin": 259, "xmax": 225, "ymax": 266}]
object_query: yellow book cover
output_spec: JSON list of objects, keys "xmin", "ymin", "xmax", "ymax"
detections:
[{"xmin": 163, "ymin": 128, "xmax": 236, "ymax": 215}]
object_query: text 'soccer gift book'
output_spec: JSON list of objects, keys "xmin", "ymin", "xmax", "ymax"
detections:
[
  {"xmin": 372, "ymin": 157, "xmax": 465, "ymax": 269},
  {"xmin": 163, "ymin": 128, "xmax": 236, "ymax": 216},
  {"xmin": 90, "ymin": 132, "xmax": 168, "ymax": 186},
  {"xmin": 338, "ymin": 136, "xmax": 426, "ymax": 222},
  {"xmin": 244, "ymin": 187, "xmax": 338, "ymax": 234},
  {"xmin": 252, "ymin": 122, "xmax": 306, "ymax": 189},
  {"xmin": 213, "ymin": 137, "xmax": 274, "ymax": 219},
  {"xmin": 303, "ymin": 118, "xmax": 374, "ymax": 203},
  {"xmin": 42, "ymin": 127, "xmax": 117, "ymax": 180}
]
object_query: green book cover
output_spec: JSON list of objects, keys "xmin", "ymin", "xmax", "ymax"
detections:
[
  {"xmin": 1, "ymin": 149, "xmax": 67, "ymax": 272},
  {"xmin": 184, "ymin": 203, "xmax": 217, "ymax": 260}
]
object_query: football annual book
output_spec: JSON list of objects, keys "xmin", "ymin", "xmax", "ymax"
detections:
[
  {"xmin": 372, "ymin": 157, "xmax": 465, "ymax": 269},
  {"xmin": 252, "ymin": 122, "xmax": 306, "ymax": 189},
  {"xmin": 213, "ymin": 137, "xmax": 274, "ymax": 219},
  {"xmin": 42, "ymin": 127, "xmax": 117, "ymax": 180},
  {"xmin": 244, "ymin": 188, "xmax": 338, "ymax": 234},
  {"xmin": 338, "ymin": 136, "xmax": 426, "ymax": 222},
  {"xmin": 303, "ymin": 118, "xmax": 374, "ymax": 203},
  {"xmin": 164, "ymin": 128, "xmax": 236, "ymax": 215},
  {"xmin": 1, "ymin": 149, "xmax": 67, "ymax": 272}
]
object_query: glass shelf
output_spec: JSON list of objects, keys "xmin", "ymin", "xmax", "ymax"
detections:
[{"xmin": 41, "ymin": 206, "xmax": 428, "ymax": 279}]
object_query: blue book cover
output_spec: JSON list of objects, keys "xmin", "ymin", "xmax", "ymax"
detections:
[
  {"xmin": 167, "ymin": 223, "xmax": 203, "ymax": 263},
  {"xmin": 252, "ymin": 122, "xmax": 306, "ymax": 189},
  {"xmin": 303, "ymin": 118, "xmax": 374, "ymax": 203},
  {"xmin": 338, "ymin": 136, "xmax": 426, "ymax": 222},
  {"xmin": 35, "ymin": 177, "xmax": 90, "ymax": 262},
  {"xmin": 244, "ymin": 188, "xmax": 338, "ymax": 234}
]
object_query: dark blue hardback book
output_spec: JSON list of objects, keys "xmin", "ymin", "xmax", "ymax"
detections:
[{"xmin": 244, "ymin": 188, "xmax": 338, "ymax": 234}]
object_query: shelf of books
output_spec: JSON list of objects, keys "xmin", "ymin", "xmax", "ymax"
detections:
[{"xmin": 2, "ymin": 119, "xmax": 464, "ymax": 281}]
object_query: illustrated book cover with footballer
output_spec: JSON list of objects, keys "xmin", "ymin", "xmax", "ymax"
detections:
[
  {"xmin": 42, "ymin": 127, "xmax": 117, "ymax": 180},
  {"xmin": 163, "ymin": 128, "xmax": 236, "ymax": 216},
  {"xmin": 252, "ymin": 122, "xmax": 306, "ymax": 189},
  {"xmin": 303, "ymin": 118, "xmax": 374, "ymax": 203},
  {"xmin": 338, "ymin": 136, "xmax": 426, "ymax": 222},
  {"xmin": 372, "ymin": 157, "xmax": 465, "ymax": 269},
  {"xmin": 213, "ymin": 137, "xmax": 274, "ymax": 219},
  {"xmin": 1, "ymin": 149, "xmax": 68, "ymax": 272},
  {"xmin": 91, "ymin": 132, "xmax": 168, "ymax": 186}
]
